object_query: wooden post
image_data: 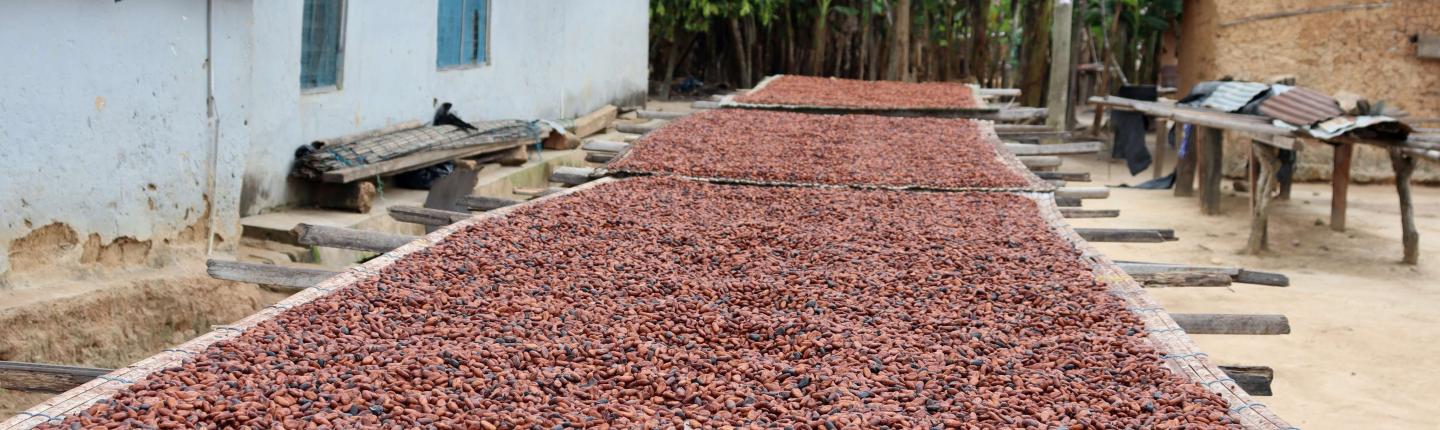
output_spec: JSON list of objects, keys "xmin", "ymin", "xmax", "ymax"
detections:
[
  {"xmin": 1170, "ymin": 313, "xmax": 1290, "ymax": 335},
  {"xmin": 1218, "ymin": 365, "xmax": 1274, "ymax": 396},
  {"xmin": 1244, "ymin": 142, "xmax": 1280, "ymax": 254},
  {"xmin": 1152, "ymin": 117, "xmax": 1168, "ymax": 179},
  {"xmin": 1331, "ymin": 142, "xmax": 1354, "ymax": 231},
  {"xmin": 205, "ymin": 260, "xmax": 338, "ymax": 291},
  {"xmin": 550, "ymin": 166, "xmax": 599, "ymax": 186},
  {"xmin": 388, "ymin": 206, "xmax": 471, "ymax": 227},
  {"xmin": 1034, "ymin": 171, "xmax": 1091, "ymax": 182},
  {"xmin": 292, "ymin": 223, "xmax": 416, "ymax": 254},
  {"xmin": 0, "ymin": 361, "xmax": 112, "ymax": 394},
  {"xmin": 1059, "ymin": 208, "xmax": 1121, "ymax": 218},
  {"xmin": 1045, "ymin": 0, "xmax": 1075, "ymax": 131},
  {"xmin": 1074, "ymin": 228, "xmax": 1172, "ymax": 243},
  {"xmin": 1389, "ymin": 149, "xmax": 1419, "ymax": 264},
  {"xmin": 1198, "ymin": 126, "xmax": 1224, "ymax": 215},
  {"xmin": 1174, "ymin": 123, "xmax": 1197, "ymax": 196}
]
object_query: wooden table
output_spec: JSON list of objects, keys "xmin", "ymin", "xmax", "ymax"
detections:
[{"xmin": 1091, "ymin": 96, "xmax": 1435, "ymax": 264}]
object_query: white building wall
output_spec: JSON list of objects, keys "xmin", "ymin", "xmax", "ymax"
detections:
[
  {"xmin": 240, "ymin": 0, "xmax": 649, "ymax": 214},
  {"xmin": 0, "ymin": 0, "xmax": 648, "ymax": 279},
  {"xmin": 0, "ymin": 0, "xmax": 250, "ymax": 279}
]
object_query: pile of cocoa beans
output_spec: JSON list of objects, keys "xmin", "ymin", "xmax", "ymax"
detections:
[
  {"xmin": 734, "ymin": 75, "xmax": 980, "ymax": 109},
  {"xmin": 611, "ymin": 109, "xmax": 1033, "ymax": 190},
  {"xmin": 46, "ymin": 178, "xmax": 1236, "ymax": 429}
]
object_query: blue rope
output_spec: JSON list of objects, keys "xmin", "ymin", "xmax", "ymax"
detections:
[
  {"xmin": 1161, "ymin": 352, "xmax": 1209, "ymax": 360},
  {"xmin": 17, "ymin": 412, "xmax": 60, "ymax": 422},
  {"xmin": 96, "ymin": 375, "xmax": 133, "ymax": 384}
]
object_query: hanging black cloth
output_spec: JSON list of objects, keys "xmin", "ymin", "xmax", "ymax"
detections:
[{"xmin": 1110, "ymin": 85, "xmax": 1158, "ymax": 175}]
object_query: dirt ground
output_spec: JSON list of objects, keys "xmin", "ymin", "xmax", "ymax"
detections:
[
  {"xmin": 0, "ymin": 251, "xmax": 289, "ymax": 417},
  {"xmin": 1063, "ymin": 151, "xmax": 1440, "ymax": 430}
]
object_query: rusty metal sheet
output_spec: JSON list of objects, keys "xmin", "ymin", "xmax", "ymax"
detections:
[{"xmin": 1258, "ymin": 86, "xmax": 1344, "ymax": 126}]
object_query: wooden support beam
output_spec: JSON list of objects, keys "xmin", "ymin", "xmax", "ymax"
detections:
[
  {"xmin": 313, "ymin": 181, "xmax": 377, "ymax": 213},
  {"xmin": 1117, "ymin": 261, "xmax": 1289, "ymax": 287},
  {"xmin": 580, "ymin": 140, "xmax": 631, "ymax": 154},
  {"xmin": 1170, "ymin": 313, "xmax": 1290, "ymax": 335},
  {"xmin": 388, "ymin": 205, "xmax": 471, "ymax": 227},
  {"xmin": 1046, "ymin": 179, "xmax": 1067, "ymax": 187},
  {"xmin": 976, "ymin": 88, "xmax": 1022, "ymax": 97},
  {"xmin": 1055, "ymin": 187, "xmax": 1110, "ymax": 200},
  {"xmin": 585, "ymin": 152, "xmax": 616, "ymax": 163},
  {"xmin": 1175, "ymin": 123, "xmax": 1197, "ymax": 196},
  {"xmin": 692, "ymin": 100, "xmax": 720, "ymax": 110},
  {"xmin": 1390, "ymin": 148, "xmax": 1420, "ymax": 264},
  {"xmin": 292, "ymin": 223, "xmax": 416, "ymax": 254},
  {"xmin": 571, "ymin": 105, "xmax": 618, "ymax": 138},
  {"xmin": 1019, "ymin": 156, "xmax": 1062, "ymax": 169},
  {"xmin": 1198, "ymin": 127, "xmax": 1225, "ymax": 215},
  {"xmin": 514, "ymin": 187, "xmax": 566, "ymax": 197},
  {"xmin": 1244, "ymin": 142, "xmax": 1280, "ymax": 254},
  {"xmin": 205, "ymin": 260, "xmax": 339, "ymax": 291},
  {"xmin": 992, "ymin": 107, "xmax": 1048, "ymax": 122},
  {"xmin": 1059, "ymin": 208, "xmax": 1120, "ymax": 218},
  {"xmin": 0, "ymin": 361, "xmax": 112, "ymax": 394},
  {"xmin": 551, "ymin": 166, "xmax": 600, "ymax": 186},
  {"xmin": 1000, "ymin": 131, "xmax": 1074, "ymax": 141},
  {"xmin": 614, "ymin": 120, "xmax": 664, "ymax": 135},
  {"xmin": 1235, "ymin": 269, "xmax": 1290, "ymax": 287},
  {"xmin": 1331, "ymin": 142, "xmax": 1354, "ymax": 231},
  {"xmin": 1055, "ymin": 197, "xmax": 1082, "ymax": 207},
  {"xmin": 636, "ymin": 110, "xmax": 687, "ymax": 120},
  {"xmin": 1218, "ymin": 365, "xmax": 1273, "ymax": 396},
  {"xmin": 1004, "ymin": 141, "xmax": 1102, "ymax": 156},
  {"xmin": 1074, "ymin": 228, "xmax": 1171, "ymax": 243},
  {"xmin": 1130, "ymin": 271, "xmax": 1233, "ymax": 287},
  {"xmin": 458, "ymin": 195, "xmax": 523, "ymax": 211},
  {"xmin": 320, "ymin": 139, "xmax": 528, "ymax": 184},
  {"xmin": 1034, "ymin": 171, "xmax": 1090, "ymax": 182}
]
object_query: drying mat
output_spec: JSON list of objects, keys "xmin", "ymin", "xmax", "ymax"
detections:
[
  {"xmin": 719, "ymin": 75, "xmax": 1000, "ymax": 118},
  {"xmin": 606, "ymin": 112, "xmax": 1052, "ymax": 193},
  {"xmin": 1025, "ymin": 193, "xmax": 1295, "ymax": 430},
  {"xmin": 5, "ymin": 179, "xmax": 1288, "ymax": 429},
  {"xmin": 0, "ymin": 180, "xmax": 615, "ymax": 430}
]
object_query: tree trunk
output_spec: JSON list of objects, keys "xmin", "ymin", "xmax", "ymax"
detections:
[
  {"xmin": 859, "ymin": 1, "xmax": 872, "ymax": 79},
  {"xmin": 810, "ymin": 0, "xmax": 832, "ymax": 76},
  {"xmin": 886, "ymin": 0, "xmax": 911, "ymax": 81},
  {"xmin": 1019, "ymin": 0, "xmax": 1051, "ymax": 106},
  {"xmin": 967, "ymin": 0, "xmax": 988, "ymax": 82},
  {"xmin": 728, "ymin": 18, "xmax": 752, "ymax": 88},
  {"xmin": 659, "ymin": 28, "xmax": 684, "ymax": 101}
]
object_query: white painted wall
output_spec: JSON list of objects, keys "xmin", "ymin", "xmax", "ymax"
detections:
[
  {"xmin": 0, "ymin": 0, "xmax": 648, "ymax": 279},
  {"xmin": 240, "ymin": 0, "xmax": 649, "ymax": 214},
  {"xmin": 0, "ymin": 0, "xmax": 250, "ymax": 279}
]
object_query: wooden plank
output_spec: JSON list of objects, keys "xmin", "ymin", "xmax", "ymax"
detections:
[
  {"xmin": 1170, "ymin": 313, "xmax": 1290, "ymax": 335},
  {"xmin": 1198, "ymin": 127, "xmax": 1224, "ymax": 215},
  {"xmin": 387, "ymin": 205, "xmax": 471, "ymax": 227},
  {"xmin": 614, "ymin": 120, "xmax": 664, "ymax": 135},
  {"xmin": 205, "ymin": 260, "xmax": 338, "ymax": 291},
  {"xmin": 991, "ymin": 107, "xmax": 1047, "ymax": 122},
  {"xmin": 1034, "ymin": 171, "xmax": 1090, "ymax": 182},
  {"xmin": 571, "ymin": 105, "xmax": 618, "ymax": 138},
  {"xmin": 1055, "ymin": 197, "xmax": 1082, "ymax": 207},
  {"xmin": 1003, "ymin": 141, "xmax": 1102, "ymax": 155},
  {"xmin": 1074, "ymin": 228, "xmax": 1167, "ymax": 243},
  {"xmin": 1331, "ymin": 142, "xmax": 1354, "ymax": 231},
  {"xmin": 580, "ymin": 140, "xmax": 631, "ymax": 154},
  {"xmin": 691, "ymin": 100, "xmax": 720, "ymax": 110},
  {"xmin": 0, "ymin": 361, "xmax": 112, "ymax": 394},
  {"xmin": 1131, "ymin": 271, "xmax": 1233, "ymax": 287},
  {"xmin": 999, "ymin": 130, "xmax": 1073, "ymax": 141},
  {"xmin": 458, "ymin": 195, "xmax": 523, "ymax": 211},
  {"xmin": 1059, "ymin": 208, "xmax": 1120, "ymax": 218},
  {"xmin": 1218, "ymin": 366, "xmax": 1273, "ymax": 396},
  {"xmin": 1236, "ymin": 269, "xmax": 1291, "ymax": 287},
  {"xmin": 1019, "ymin": 156, "xmax": 1062, "ymax": 169},
  {"xmin": 1175, "ymin": 123, "xmax": 1198, "ymax": 196},
  {"xmin": 514, "ymin": 187, "xmax": 566, "ymax": 197},
  {"xmin": 636, "ymin": 110, "xmax": 688, "ymax": 120},
  {"xmin": 320, "ymin": 138, "xmax": 529, "ymax": 183},
  {"xmin": 310, "ymin": 120, "xmax": 423, "ymax": 148},
  {"xmin": 551, "ymin": 166, "xmax": 599, "ymax": 186},
  {"xmin": 1115, "ymin": 261, "xmax": 1241, "ymax": 276},
  {"xmin": 585, "ymin": 152, "xmax": 616, "ymax": 163},
  {"xmin": 1055, "ymin": 187, "xmax": 1110, "ymax": 200},
  {"xmin": 292, "ymin": 223, "xmax": 416, "ymax": 254},
  {"xmin": 976, "ymin": 88, "xmax": 1021, "ymax": 96}
]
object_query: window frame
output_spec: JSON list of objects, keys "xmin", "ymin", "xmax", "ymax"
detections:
[
  {"xmin": 301, "ymin": 0, "xmax": 348, "ymax": 94},
  {"xmin": 436, "ymin": 0, "xmax": 491, "ymax": 71}
]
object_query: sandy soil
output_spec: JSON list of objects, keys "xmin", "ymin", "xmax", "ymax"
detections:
[{"xmin": 1063, "ymin": 151, "xmax": 1440, "ymax": 430}]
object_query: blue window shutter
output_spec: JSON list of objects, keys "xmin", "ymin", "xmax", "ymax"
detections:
[
  {"xmin": 470, "ymin": 0, "xmax": 487, "ymax": 64},
  {"xmin": 436, "ymin": 0, "xmax": 463, "ymax": 68},
  {"xmin": 301, "ymin": 0, "xmax": 344, "ymax": 89}
]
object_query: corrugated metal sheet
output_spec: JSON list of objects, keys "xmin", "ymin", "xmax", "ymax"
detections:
[
  {"xmin": 1199, "ymin": 82, "xmax": 1269, "ymax": 112},
  {"xmin": 1258, "ymin": 86, "xmax": 1344, "ymax": 126}
]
